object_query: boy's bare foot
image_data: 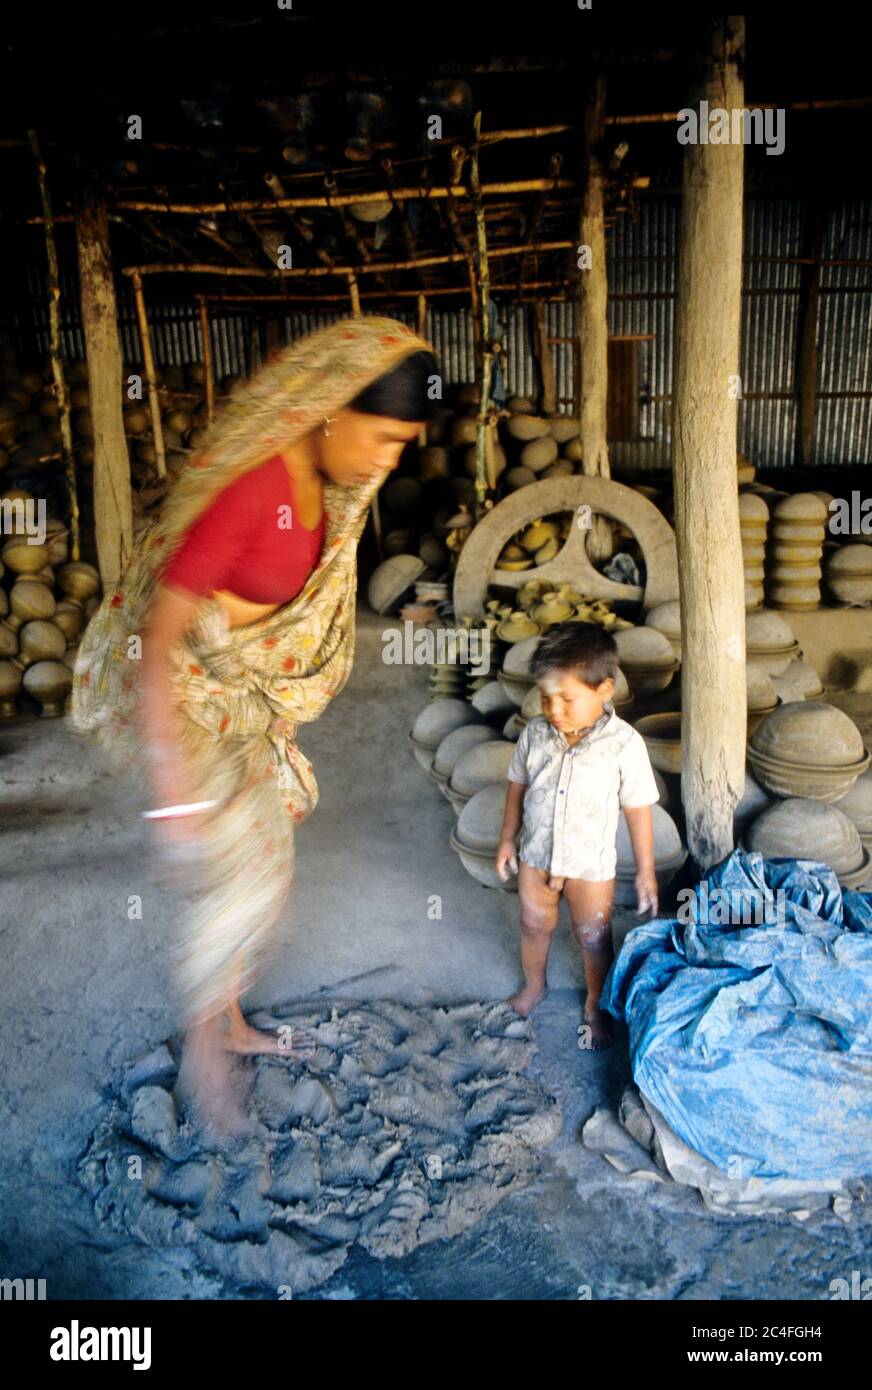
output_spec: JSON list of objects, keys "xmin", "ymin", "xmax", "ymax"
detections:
[
  {"xmin": 507, "ymin": 984, "xmax": 547, "ymax": 1017},
  {"xmin": 581, "ymin": 1002, "xmax": 613, "ymax": 1051}
]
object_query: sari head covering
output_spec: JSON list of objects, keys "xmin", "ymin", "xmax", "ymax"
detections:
[{"xmin": 69, "ymin": 315, "xmax": 433, "ymax": 1022}]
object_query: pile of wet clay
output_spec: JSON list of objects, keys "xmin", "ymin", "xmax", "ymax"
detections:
[{"xmin": 79, "ymin": 998, "xmax": 562, "ymax": 1294}]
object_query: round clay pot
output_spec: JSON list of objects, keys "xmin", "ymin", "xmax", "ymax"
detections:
[
  {"xmin": 418, "ymin": 446, "xmax": 450, "ymax": 482},
  {"xmin": 772, "ymin": 658, "xmax": 823, "ymax": 701},
  {"xmin": 548, "ymin": 416, "xmax": 580, "ymax": 444},
  {"xmin": 634, "ymin": 712, "xmax": 682, "ymax": 774},
  {"xmin": 22, "ymin": 659, "xmax": 72, "ymax": 717},
  {"xmin": 745, "ymin": 608, "xmax": 797, "ymax": 652},
  {"xmin": 16, "ymin": 619, "xmax": 67, "ymax": 666},
  {"xmin": 10, "ymin": 578, "xmax": 55, "ymax": 622},
  {"xmin": 0, "ymin": 658, "xmax": 21, "ymax": 718},
  {"xmin": 615, "ymin": 626, "xmax": 675, "ymax": 668},
  {"xmin": 733, "ymin": 767, "xmax": 773, "ymax": 836},
  {"xmin": 368, "ymin": 554, "xmax": 426, "ymax": 614},
  {"xmin": 52, "ymin": 600, "xmax": 84, "ymax": 640},
  {"xmin": 520, "ymin": 436, "xmax": 558, "ymax": 472},
  {"xmin": 540, "ymin": 460, "xmax": 574, "ymax": 480},
  {"xmin": 505, "ymin": 414, "xmax": 550, "ymax": 443},
  {"xmin": 768, "ymin": 583, "xmax": 821, "ymax": 610},
  {"xmin": 503, "ymin": 466, "xmax": 536, "ymax": 492},
  {"xmin": 455, "ymin": 781, "xmax": 513, "ymax": 851},
  {"xmin": 773, "ymin": 493, "xmax": 828, "ymax": 524},
  {"xmin": 0, "ymin": 622, "xmax": 17, "ymax": 659},
  {"xmin": 746, "ymin": 797, "xmax": 868, "ymax": 880},
  {"xmin": 614, "ymin": 804, "xmax": 687, "ymax": 905},
  {"xmin": 450, "ymin": 414, "xmax": 479, "ymax": 447},
  {"xmin": 463, "ymin": 443, "xmax": 506, "ymax": 482},
  {"xmin": 739, "ymin": 493, "xmax": 769, "ymax": 524},
  {"xmin": 751, "ymin": 700, "xmax": 865, "ymax": 767},
  {"xmin": 411, "ymin": 698, "xmax": 482, "ymax": 764},
  {"xmin": 56, "ymin": 561, "xmax": 100, "ymax": 601},
  {"xmin": 2, "ymin": 540, "xmax": 50, "ymax": 576},
  {"xmin": 506, "ymin": 394, "xmax": 534, "ymax": 413},
  {"xmin": 432, "ymin": 723, "xmax": 502, "ymax": 791},
  {"xmin": 770, "ymin": 522, "xmax": 825, "ymax": 544},
  {"xmin": 449, "ymin": 825, "xmax": 518, "ymax": 892},
  {"xmin": 834, "ymin": 768, "xmax": 872, "ymax": 840},
  {"xmin": 495, "ymin": 613, "xmax": 541, "ymax": 643},
  {"xmin": 826, "ymin": 543, "xmax": 872, "ymax": 605},
  {"xmin": 644, "ymin": 600, "xmax": 682, "ymax": 660},
  {"xmin": 470, "ymin": 680, "xmax": 518, "ymax": 724},
  {"xmin": 447, "ymin": 740, "xmax": 516, "ymax": 813},
  {"xmin": 563, "ymin": 437, "xmax": 583, "ymax": 463}
]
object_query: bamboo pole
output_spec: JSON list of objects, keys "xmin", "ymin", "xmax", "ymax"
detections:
[
  {"xmin": 470, "ymin": 113, "xmax": 493, "ymax": 510},
  {"xmin": 74, "ymin": 178, "xmax": 133, "ymax": 586},
  {"xmin": 672, "ymin": 15, "xmax": 747, "ymax": 872},
  {"xmin": 27, "ymin": 130, "xmax": 79, "ymax": 559},
  {"xmin": 578, "ymin": 77, "xmax": 614, "ymax": 563},
  {"xmin": 347, "ymin": 272, "xmax": 362, "ymax": 317},
  {"xmin": 120, "ymin": 238, "xmax": 576, "ymax": 283},
  {"xmin": 533, "ymin": 301, "xmax": 557, "ymax": 414},
  {"xmin": 95, "ymin": 177, "xmax": 583, "ymax": 216},
  {"xmin": 197, "ymin": 297, "xmax": 216, "ymax": 424},
  {"xmin": 416, "ymin": 293, "xmax": 428, "ymax": 448},
  {"xmin": 130, "ymin": 270, "xmax": 167, "ymax": 478}
]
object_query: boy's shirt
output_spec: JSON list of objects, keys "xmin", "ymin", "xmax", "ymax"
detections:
[{"xmin": 507, "ymin": 704, "xmax": 660, "ymax": 881}]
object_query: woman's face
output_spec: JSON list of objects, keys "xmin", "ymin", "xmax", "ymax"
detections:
[{"xmin": 315, "ymin": 408, "xmax": 423, "ymax": 486}]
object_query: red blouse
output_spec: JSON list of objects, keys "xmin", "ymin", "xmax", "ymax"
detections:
[{"xmin": 161, "ymin": 454, "xmax": 325, "ymax": 604}]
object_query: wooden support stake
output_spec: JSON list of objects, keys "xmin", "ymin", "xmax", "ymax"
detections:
[
  {"xmin": 197, "ymin": 297, "xmax": 216, "ymax": 424},
  {"xmin": 416, "ymin": 293, "xmax": 428, "ymax": 448},
  {"xmin": 131, "ymin": 270, "xmax": 166, "ymax": 478},
  {"xmin": 347, "ymin": 272, "xmax": 362, "ymax": 318},
  {"xmin": 74, "ymin": 180, "xmax": 133, "ymax": 586},
  {"xmin": 28, "ymin": 130, "xmax": 79, "ymax": 559},
  {"xmin": 533, "ymin": 301, "xmax": 557, "ymax": 414},
  {"xmin": 672, "ymin": 15, "xmax": 747, "ymax": 871}
]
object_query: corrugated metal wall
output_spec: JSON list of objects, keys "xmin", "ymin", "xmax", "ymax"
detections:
[{"xmin": 17, "ymin": 195, "xmax": 872, "ymax": 467}]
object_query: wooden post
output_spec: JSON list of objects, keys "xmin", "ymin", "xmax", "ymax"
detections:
[
  {"xmin": 577, "ymin": 77, "xmax": 613, "ymax": 562},
  {"xmin": 131, "ymin": 270, "xmax": 166, "ymax": 478},
  {"xmin": 795, "ymin": 202, "xmax": 825, "ymax": 467},
  {"xmin": 347, "ymin": 271, "xmax": 362, "ymax": 318},
  {"xmin": 416, "ymin": 293, "xmax": 428, "ymax": 448},
  {"xmin": 74, "ymin": 183, "xmax": 133, "ymax": 586},
  {"xmin": 197, "ymin": 297, "xmax": 216, "ymax": 423},
  {"xmin": 470, "ymin": 112, "xmax": 493, "ymax": 511},
  {"xmin": 672, "ymin": 15, "xmax": 747, "ymax": 871},
  {"xmin": 532, "ymin": 301, "xmax": 557, "ymax": 414},
  {"xmin": 28, "ymin": 130, "xmax": 79, "ymax": 559}
]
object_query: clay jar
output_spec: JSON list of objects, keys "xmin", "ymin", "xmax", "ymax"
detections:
[
  {"xmin": 22, "ymin": 659, "xmax": 73, "ymax": 717},
  {"xmin": 745, "ymin": 797, "xmax": 870, "ymax": 887},
  {"xmin": 15, "ymin": 619, "xmax": 67, "ymax": 667},
  {"xmin": 410, "ymin": 697, "xmax": 483, "ymax": 771},
  {"xmin": 450, "ymin": 783, "xmax": 518, "ymax": 893},
  {"xmin": 748, "ymin": 700, "xmax": 870, "ymax": 802}
]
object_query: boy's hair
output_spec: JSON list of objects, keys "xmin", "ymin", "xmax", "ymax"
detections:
[{"xmin": 529, "ymin": 621, "xmax": 619, "ymax": 689}]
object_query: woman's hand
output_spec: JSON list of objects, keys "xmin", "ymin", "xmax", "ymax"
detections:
[{"xmin": 495, "ymin": 839, "xmax": 519, "ymax": 882}]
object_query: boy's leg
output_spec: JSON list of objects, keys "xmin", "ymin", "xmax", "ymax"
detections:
[
  {"xmin": 564, "ymin": 877, "xmax": 615, "ymax": 1050},
  {"xmin": 508, "ymin": 862, "xmax": 562, "ymax": 1017}
]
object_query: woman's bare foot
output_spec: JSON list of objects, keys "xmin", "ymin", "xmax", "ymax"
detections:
[
  {"xmin": 581, "ymin": 1002, "xmax": 613, "ymax": 1051},
  {"xmin": 507, "ymin": 983, "xmax": 547, "ymax": 1018},
  {"xmin": 222, "ymin": 1018, "xmax": 316, "ymax": 1060},
  {"xmin": 176, "ymin": 1023, "xmax": 251, "ymax": 1139}
]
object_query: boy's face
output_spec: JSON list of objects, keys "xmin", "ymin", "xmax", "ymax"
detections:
[{"xmin": 538, "ymin": 667, "xmax": 614, "ymax": 734}]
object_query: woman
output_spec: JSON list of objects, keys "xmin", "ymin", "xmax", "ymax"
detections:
[{"xmin": 70, "ymin": 316, "xmax": 438, "ymax": 1131}]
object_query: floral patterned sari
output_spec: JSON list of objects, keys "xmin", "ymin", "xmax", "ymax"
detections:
[{"xmin": 69, "ymin": 316, "xmax": 431, "ymax": 1022}]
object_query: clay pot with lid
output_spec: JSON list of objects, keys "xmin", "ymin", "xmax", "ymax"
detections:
[
  {"xmin": 614, "ymin": 626, "xmax": 679, "ymax": 697},
  {"xmin": 748, "ymin": 700, "xmax": 870, "ymax": 802},
  {"xmin": 745, "ymin": 797, "xmax": 871, "ymax": 888},
  {"xmin": 22, "ymin": 659, "xmax": 73, "ymax": 718},
  {"xmin": 431, "ymin": 723, "xmax": 502, "ymax": 795}
]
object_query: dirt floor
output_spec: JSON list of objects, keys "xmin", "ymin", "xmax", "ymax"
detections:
[{"xmin": 1, "ymin": 607, "xmax": 870, "ymax": 1300}]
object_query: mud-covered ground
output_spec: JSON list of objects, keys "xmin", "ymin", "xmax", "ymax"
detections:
[{"xmin": 1, "ymin": 609, "xmax": 869, "ymax": 1300}]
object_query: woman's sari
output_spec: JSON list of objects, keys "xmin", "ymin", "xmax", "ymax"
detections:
[{"xmin": 69, "ymin": 316, "xmax": 432, "ymax": 1022}]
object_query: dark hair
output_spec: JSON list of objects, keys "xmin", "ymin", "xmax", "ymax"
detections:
[
  {"xmin": 349, "ymin": 349, "xmax": 440, "ymax": 421},
  {"xmin": 529, "ymin": 621, "xmax": 619, "ymax": 689}
]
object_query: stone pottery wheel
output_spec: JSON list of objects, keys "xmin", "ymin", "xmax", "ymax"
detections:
[{"xmin": 453, "ymin": 478, "xmax": 679, "ymax": 620}]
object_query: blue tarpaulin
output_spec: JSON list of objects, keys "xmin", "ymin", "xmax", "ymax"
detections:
[{"xmin": 602, "ymin": 850, "xmax": 872, "ymax": 1181}]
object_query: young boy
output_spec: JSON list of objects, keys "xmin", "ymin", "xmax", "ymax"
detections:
[{"xmin": 495, "ymin": 622, "xmax": 660, "ymax": 1049}]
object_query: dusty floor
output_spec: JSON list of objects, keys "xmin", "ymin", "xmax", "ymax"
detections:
[{"xmin": 1, "ymin": 607, "xmax": 870, "ymax": 1300}]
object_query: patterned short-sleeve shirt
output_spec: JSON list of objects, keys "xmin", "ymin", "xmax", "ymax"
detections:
[{"xmin": 507, "ymin": 705, "xmax": 660, "ymax": 880}]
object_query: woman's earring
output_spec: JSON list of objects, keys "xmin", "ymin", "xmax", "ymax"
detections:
[{"xmin": 322, "ymin": 416, "xmax": 336, "ymax": 436}]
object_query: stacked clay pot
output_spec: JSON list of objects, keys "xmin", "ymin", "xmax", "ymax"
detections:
[
  {"xmin": 449, "ymin": 783, "xmax": 518, "ymax": 892},
  {"xmin": 767, "ymin": 493, "xmax": 828, "ymax": 610},
  {"xmin": 644, "ymin": 600, "xmax": 682, "ymax": 661},
  {"xmin": 614, "ymin": 626, "xmax": 679, "ymax": 699},
  {"xmin": 834, "ymin": 769, "xmax": 872, "ymax": 873},
  {"xmin": 0, "ymin": 517, "xmax": 99, "ymax": 719},
  {"xmin": 739, "ymin": 493, "xmax": 769, "ymax": 609},
  {"xmin": 746, "ymin": 668, "xmax": 780, "ymax": 735},
  {"xmin": 745, "ymin": 797, "xmax": 871, "ymax": 890},
  {"xmin": 747, "ymin": 701, "xmax": 870, "ymax": 804},
  {"xmin": 745, "ymin": 608, "xmax": 800, "ymax": 677},
  {"xmin": 430, "ymin": 723, "xmax": 502, "ymax": 798},
  {"xmin": 825, "ymin": 543, "xmax": 872, "ymax": 607},
  {"xmin": 497, "ymin": 635, "xmax": 540, "ymax": 707},
  {"xmin": 445, "ymin": 739, "xmax": 516, "ymax": 816},
  {"xmin": 409, "ymin": 697, "xmax": 483, "ymax": 771}
]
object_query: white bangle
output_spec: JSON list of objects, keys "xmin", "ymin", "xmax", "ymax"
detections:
[{"xmin": 142, "ymin": 800, "xmax": 218, "ymax": 821}]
